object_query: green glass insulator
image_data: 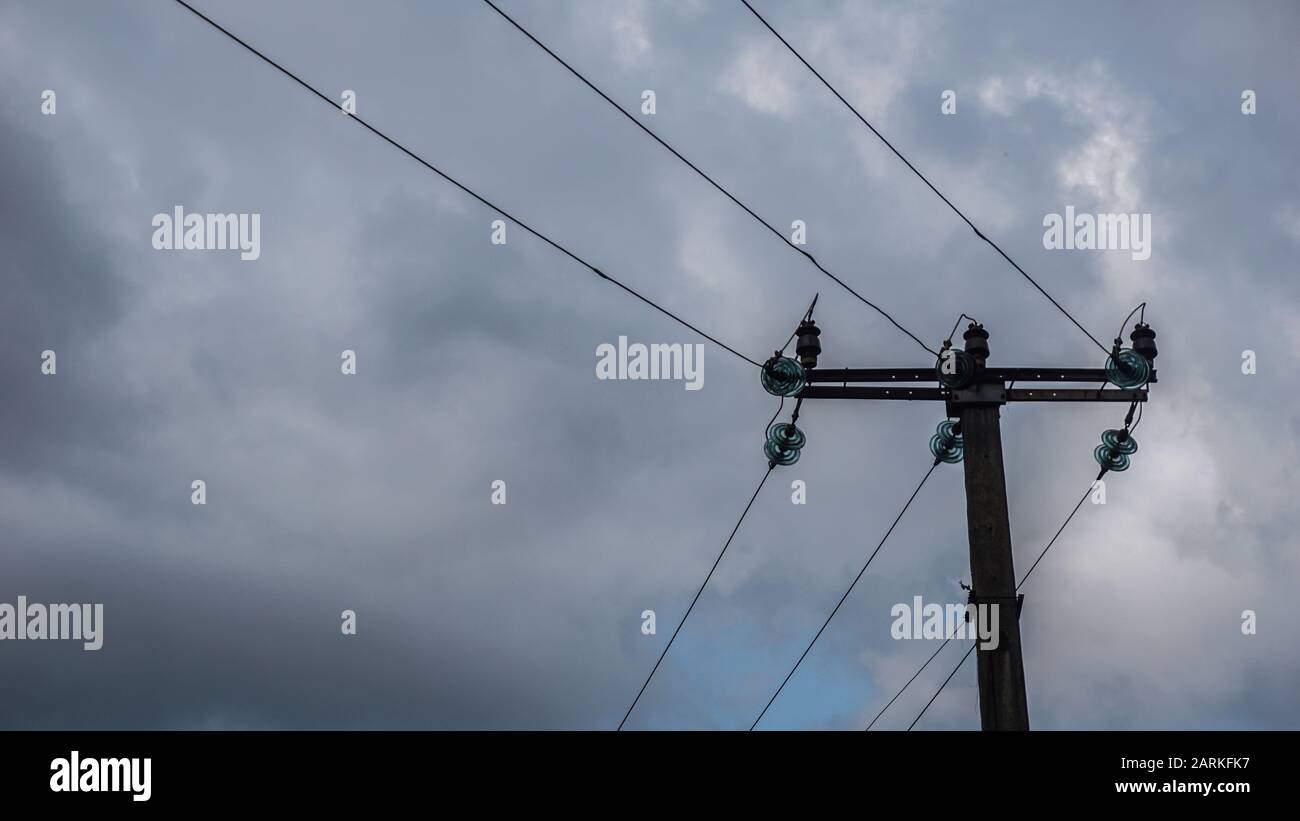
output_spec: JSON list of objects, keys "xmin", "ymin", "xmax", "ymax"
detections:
[
  {"xmin": 767, "ymin": 421, "xmax": 807, "ymax": 452},
  {"xmin": 935, "ymin": 349, "xmax": 976, "ymax": 389},
  {"xmin": 761, "ymin": 356, "xmax": 806, "ymax": 397},
  {"xmin": 765, "ymin": 439, "xmax": 801, "ymax": 466},
  {"xmin": 1094, "ymin": 444, "xmax": 1131, "ymax": 472},
  {"xmin": 1105, "ymin": 348, "xmax": 1150, "ymax": 389},
  {"xmin": 764, "ymin": 421, "xmax": 806, "ymax": 466},
  {"xmin": 1100, "ymin": 428, "xmax": 1138, "ymax": 455},
  {"xmin": 930, "ymin": 432, "xmax": 964, "ymax": 464},
  {"xmin": 929, "ymin": 419, "xmax": 963, "ymax": 463}
]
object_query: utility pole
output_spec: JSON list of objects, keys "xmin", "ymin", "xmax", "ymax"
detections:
[
  {"xmin": 954, "ymin": 324, "xmax": 1028, "ymax": 729},
  {"xmin": 772, "ymin": 319, "xmax": 1156, "ymax": 731}
]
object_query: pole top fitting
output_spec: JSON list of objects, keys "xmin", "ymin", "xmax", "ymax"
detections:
[
  {"xmin": 1130, "ymin": 322, "xmax": 1157, "ymax": 362},
  {"xmin": 962, "ymin": 323, "xmax": 990, "ymax": 365},
  {"xmin": 796, "ymin": 319, "xmax": 822, "ymax": 369}
]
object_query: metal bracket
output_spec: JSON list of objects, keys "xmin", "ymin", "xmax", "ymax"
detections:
[
  {"xmin": 966, "ymin": 591, "xmax": 1025, "ymax": 621},
  {"xmin": 948, "ymin": 381, "xmax": 1007, "ymax": 407}
]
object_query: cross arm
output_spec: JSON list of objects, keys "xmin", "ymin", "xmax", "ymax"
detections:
[
  {"xmin": 804, "ymin": 367, "xmax": 1156, "ymax": 385},
  {"xmin": 798, "ymin": 386, "xmax": 1148, "ymax": 402}
]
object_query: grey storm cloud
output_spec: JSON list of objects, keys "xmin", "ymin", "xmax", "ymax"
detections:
[{"xmin": 0, "ymin": 0, "xmax": 1297, "ymax": 730}]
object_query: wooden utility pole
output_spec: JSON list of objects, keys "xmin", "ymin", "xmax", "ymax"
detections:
[{"xmin": 793, "ymin": 322, "xmax": 1154, "ymax": 731}]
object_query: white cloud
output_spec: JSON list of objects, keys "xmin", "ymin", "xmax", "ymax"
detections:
[
  {"xmin": 979, "ymin": 65, "xmax": 1149, "ymax": 211},
  {"xmin": 720, "ymin": 1, "xmax": 943, "ymax": 120},
  {"xmin": 573, "ymin": 0, "xmax": 652, "ymax": 70},
  {"xmin": 719, "ymin": 40, "xmax": 799, "ymax": 117}
]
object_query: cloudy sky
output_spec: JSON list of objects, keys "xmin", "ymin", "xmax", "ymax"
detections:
[{"xmin": 2, "ymin": 0, "xmax": 1297, "ymax": 730}]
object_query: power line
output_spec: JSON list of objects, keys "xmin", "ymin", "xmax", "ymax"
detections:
[
  {"xmin": 738, "ymin": 0, "xmax": 1111, "ymax": 358},
  {"xmin": 902, "ymin": 479, "xmax": 1096, "ymax": 730},
  {"xmin": 170, "ymin": 0, "xmax": 764, "ymax": 370},
  {"xmin": 1014, "ymin": 481, "xmax": 1094, "ymax": 591},
  {"xmin": 480, "ymin": 0, "xmax": 938, "ymax": 358},
  {"xmin": 865, "ymin": 632, "xmax": 956, "ymax": 730},
  {"xmin": 908, "ymin": 641, "xmax": 976, "ymax": 730},
  {"xmin": 944, "ymin": 313, "xmax": 981, "ymax": 345},
  {"xmin": 172, "ymin": 0, "xmax": 826, "ymax": 732},
  {"xmin": 619, "ymin": 464, "xmax": 775, "ymax": 730},
  {"xmin": 750, "ymin": 458, "xmax": 939, "ymax": 729}
]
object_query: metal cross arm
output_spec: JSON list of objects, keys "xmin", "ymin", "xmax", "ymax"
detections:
[
  {"xmin": 803, "ymin": 366, "xmax": 1157, "ymax": 385},
  {"xmin": 799, "ymin": 384, "xmax": 1148, "ymax": 403},
  {"xmin": 800, "ymin": 368, "xmax": 1151, "ymax": 405}
]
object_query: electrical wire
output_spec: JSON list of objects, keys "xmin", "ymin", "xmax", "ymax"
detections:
[
  {"xmin": 944, "ymin": 313, "xmax": 981, "ymax": 345},
  {"xmin": 480, "ymin": 0, "xmax": 937, "ymax": 358},
  {"xmin": 1014, "ymin": 482, "xmax": 1094, "ymax": 592},
  {"xmin": 907, "ymin": 641, "xmax": 976, "ymax": 730},
  {"xmin": 764, "ymin": 396, "xmax": 786, "ymax": 432},
  {"xmin": 618, "ymin": 464, "xmax": 776, "ymax": 730},
  {"xmin": 738, "ymin": 0, "xmax": 1110, "ymax": 358},
  {"xmin": 1115, "ymin": 301, "xmax": 1148, "ymax": 346},
  {"xmin": 170, "ymin": 0, "xmax": 763, "ymax": 370},
  {"xmin": 865, "ymin": 631, "xmax": 956, "ymax": 730},
  {"xmin": 750, "ymin": 458, "xmax": 940, "ymax": 729}
]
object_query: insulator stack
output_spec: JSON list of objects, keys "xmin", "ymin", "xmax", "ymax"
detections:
[
  {"xmin": 929, "ymin": 419, "xmax": 964, "ymax": 464},
  {"xmin": 765, "ymin": 421, "xmax": 807, "ymax": 466},
  {"xmin": 1094, "ymin": 428, "xmax": 1138, "ymax": 472}
]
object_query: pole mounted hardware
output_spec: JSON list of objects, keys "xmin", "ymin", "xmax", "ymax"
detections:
[{"xmin": 759, "ymin": 316, "xmax": 1161, "ymax": 731}]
